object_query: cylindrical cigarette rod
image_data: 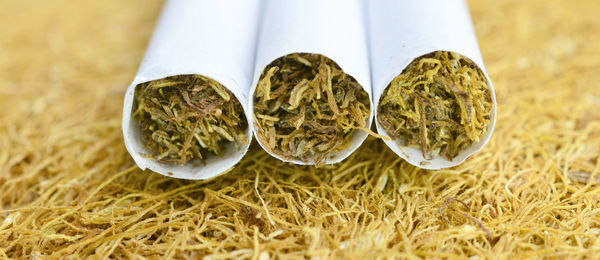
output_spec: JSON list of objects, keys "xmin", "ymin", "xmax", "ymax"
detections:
[
  {"xmin": 367, "ymin": 0, "xmax": 497, "ymax": 169},
  {"xmin": 250, "ymin": 0, "xmax": 373, "ymax": 166},
  {"xmin": 122, "ymin": 0, "xmax": 261, "ymax": 179}
]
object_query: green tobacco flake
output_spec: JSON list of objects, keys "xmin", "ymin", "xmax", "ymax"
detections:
[
  {"xmin": 133, "ymin": 75, "xmax": 248, "ymax": 165},
  {"xmin": 377, "ymin": 51, "xmax": 493, "ymax": 160},
  {"xmin": 253, "ymin": 53, "xmax": 371, "ymax": 166}
]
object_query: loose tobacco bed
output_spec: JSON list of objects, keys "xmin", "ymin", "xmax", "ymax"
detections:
[
  {"xmin": 377, "ymin": 51, "xmax": 493, "ymax": 160},
  {"xmin": 253, "ymin": 53, "xmax": 371, "ymax": 165},
  {"xmin": 133, "ymin": 75, "xmax": 248, "ymax": 165}
]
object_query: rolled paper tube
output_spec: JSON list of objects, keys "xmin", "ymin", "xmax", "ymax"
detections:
[
  {"xmin": 249, "ymin": 0, "xmax": 373, "ymax": 166},
  {"xmin": 122, "ymin": 0, "xmax": 260, "ymax": 180},
  {"xmin": 367, "ymin": 0, "xmax": 497, "ymax": 169}
]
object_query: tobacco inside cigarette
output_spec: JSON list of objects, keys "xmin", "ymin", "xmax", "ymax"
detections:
[
  {"xmin": 253, "ymin": 53, "xmax": 371, "ymax": 165},
  {"xmin": 133, "ymin": 74, "xmax": 248, "ymax": 165},
  {"xmin": 377, "ymin": 51, "xmax": 493, "ymax": 160}
]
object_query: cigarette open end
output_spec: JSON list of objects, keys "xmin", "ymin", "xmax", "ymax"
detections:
[
  {"xmin": 377, "ymin": 51, "xmax": 493, "ymax": 160},
  {"xmin": 132, "ymin": 74, "xmax": 248, "ymax": 166},
  {"xmin": 253, "ymin": 53, "xmax": 371, "ymax": 166}
]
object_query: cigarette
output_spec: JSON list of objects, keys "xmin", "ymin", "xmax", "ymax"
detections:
[
  {"xmin": 367, "ymin": 0, "xmax": 497, "ymax": 169},
  {"xmin": 122, "ymin": 0, "xmax": 260, "ymax": 179},
  {"xmin": 249, "ymin": 0, "xmax": 373, "ymax": 166}
]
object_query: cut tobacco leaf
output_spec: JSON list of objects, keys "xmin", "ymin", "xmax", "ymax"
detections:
[
  {"xmin": 377, "ymin": 51, "xmax": 493, "ymax": 160},
  {"xmin": 133, "ymin": 74, "xmax": 248, "ymax": 165},
  {"xmin": 253, "ymin": 53, "xmax": 371, "ymax": 165}
]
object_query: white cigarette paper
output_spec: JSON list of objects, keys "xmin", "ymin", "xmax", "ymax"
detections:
[
  {"xmin": 122, "ymin": 0, "xmax": 260, "ymax": 179},
  {"xmin": 367, "ymin": 0, "xmax": 497, "ymax": 169},
  {"xmin": 249, "ymin": 0, "xmax": 373, "ymax": 165}
]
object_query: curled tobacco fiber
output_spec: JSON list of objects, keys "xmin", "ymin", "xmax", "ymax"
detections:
[
  {"xmin": 133, "ymin": 75, "xmax": 248, "ymax": 165},
  {"xmin": 253, "ymin": 53, "xmax": 371, "ymax": 165},
  {"xmin": 377, "ymin": 51, "xmax": 493, "ymax": 160}
]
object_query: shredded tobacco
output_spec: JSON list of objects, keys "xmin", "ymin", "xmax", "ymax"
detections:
[
  {"xmin": 3, "ymin": 0, "xmax": 600, "ymax": 258},
  {"xmin": 133, "ymin": 75, "xmax": 248, "ymax": 165},
  {"xmin": 440, "ymin": 197, "xmax": 493, "ymax": 243},
  {"xmin": 253, "ymin": 53, "xmax": 371, "ymax": 165},
  {"xmin": 378, "ymin": 51, "xmax": 493, "ymax": 160}
]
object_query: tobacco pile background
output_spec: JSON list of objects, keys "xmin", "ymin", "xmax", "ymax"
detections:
[{"xmin": 1, "ymin": 0, "xmax": 599, "ymax": 258}]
